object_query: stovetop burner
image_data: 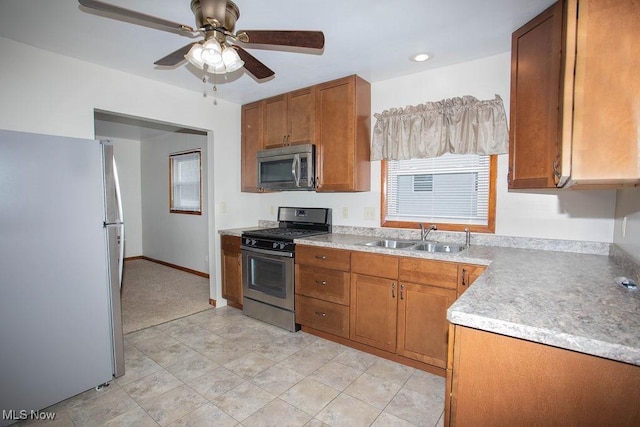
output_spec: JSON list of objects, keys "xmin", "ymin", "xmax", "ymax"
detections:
[
  {"xmin": 245, "ymin": 227, "xmax": 329, "ymax": 239},
  {"xmin": 241, "ymin": 207, "xmax": 332, "ymax": 253}
]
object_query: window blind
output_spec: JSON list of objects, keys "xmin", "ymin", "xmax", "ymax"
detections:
[{"xmin": 386, "ymin": 154, "xmax": 489, "ymax": 225}]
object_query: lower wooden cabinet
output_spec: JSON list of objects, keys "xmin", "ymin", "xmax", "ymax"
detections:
[
  {"xmin": 350, "ymin": 272, "xmax": 398, "ymax": 353},
  {"xmin": 220, "ymin": 235, "xmax": 242, "ymax": 308},
  {"xmin": 295, "ymin": 244, "xmax": 487, "ymax": 374},
  {"xmin": 295, "ymin": 294, "xmax": 349, "ymax": 338},
  {"xmin": 397, "ymin": 283, "xmax": 457, "ymax": 368},
  {"xmin": 447, "ymin": 325, "xmax": 640, "ymax": 426},
  {"xmin": 457, "ymin": 264, "xmax": 485, "ymax": 297},
  {"xmin": 295, "ymin": 245, "xmax": 351, "ymax": 338}
]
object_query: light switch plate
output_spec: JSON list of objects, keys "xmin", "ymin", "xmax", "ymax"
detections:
[{"xmin": 364, "ymin": 207, "xmax": 375, "ymax": 220}]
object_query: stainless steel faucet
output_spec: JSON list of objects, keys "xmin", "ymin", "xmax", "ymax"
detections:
[{"xmin": 419, "ymin": 223, "xmax": 437, "ymax": 240}]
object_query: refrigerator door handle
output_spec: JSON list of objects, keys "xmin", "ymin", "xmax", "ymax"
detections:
[{"xmin": 112, "ymin": 158, "xmax": 124, "ymax": 288}]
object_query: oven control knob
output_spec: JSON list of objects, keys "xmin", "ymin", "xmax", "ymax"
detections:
[
  {"xmin": 272, "ymin": 242, "xmax": 278, "ymax": 249},
  {"xmin": 279, "ymin": 243, "xmax": 286, "ymax": 249},
  {"xmin": 251, "ymin": 239, "xmax": 257, "ymax": 246}
]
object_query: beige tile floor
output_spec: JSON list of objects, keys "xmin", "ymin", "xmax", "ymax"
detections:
[{"xmin": 28, "ymin": 307, "xmax": 446, "ymax": 427}]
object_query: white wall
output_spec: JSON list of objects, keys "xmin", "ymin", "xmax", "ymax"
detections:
[
  {"xmin": 0, "ymin": 36, "xmax": 242, "ymax": 302},
  {"xmin": 141, "ymin": 132, "xmax": 209, "ymax": 273},
  {"xmin": 248, "ymin": 53, "xmax": 617, "ymax": 243},
  {"xmin": 614, "ymin": 188, "xmax": 640, "ymax": 262}
]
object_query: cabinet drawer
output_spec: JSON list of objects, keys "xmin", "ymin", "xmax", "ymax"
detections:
[
  {"xmin": 295, "ymin": 295, "xmax": 349, "ymax": 338},
  {"xmin": 296, "ymin": 245, "xmax": 350, "ymax": 271},
  {"xmin": 351, "ymin": 252, "xmax": 398, "ymax": 279},
  {"xmin": 399, "ymin": 258, "xmax": 458, "ymax": 289},
  {"xmin": 295, "ymin": 264, "xmax": 350, "ymax": 305},
  {"xmin": 221, "ymin": 235, "xmax": 241, "ymax": 252}
]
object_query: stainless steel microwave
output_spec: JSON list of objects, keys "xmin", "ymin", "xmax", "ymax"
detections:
[{"xmin": 257, "ymin": 144, "xmax": 315, "ymax": 191}]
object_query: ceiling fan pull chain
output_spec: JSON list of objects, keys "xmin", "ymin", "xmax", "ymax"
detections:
[{"xmin": 212, "ymin": 74, "xmax": 218, "ymax": 106}]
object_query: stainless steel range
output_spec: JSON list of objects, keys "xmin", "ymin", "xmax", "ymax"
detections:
[{"xmin": 242, "ymin": 207, "xmax": 332, "ymax": 331}]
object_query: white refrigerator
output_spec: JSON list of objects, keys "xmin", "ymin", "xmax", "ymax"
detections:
[{"xmin": 0, "ymin": 129, "xmax": 125, "ymax": 422}]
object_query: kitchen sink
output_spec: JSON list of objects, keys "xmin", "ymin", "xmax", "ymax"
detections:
[
  {"xmin": 363, "ymin": 239, "xmax": 417, "ymax": 249},
  {"xmin": 412, "ymin": 242, "xmax": 466, "ymax": 253},
  {"xmin": 362, "ymin": 239, "xmax": 466, "ymax": 254}
]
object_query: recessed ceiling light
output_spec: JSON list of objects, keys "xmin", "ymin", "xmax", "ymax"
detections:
[{"xmin": 411, "ymin": 53, "xmax": 430, "ymax": 62}]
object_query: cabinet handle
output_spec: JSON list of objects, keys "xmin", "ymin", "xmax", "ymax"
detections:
[
  {"xmin": 286, "ymin": 135, "xmax": 290, "ymax": 145},
  {"xmin": 400, "ymin": 284, "xmax": 404, "ymax": 300},
  {"xmin": 461, "ymin": 268, "xmax": 467, "ymax": 287},
  {"xmin": 237, "ymin": 254, "xmax": 241, "ymax": 266},
  {"xmin": 315, "ymin": 280, "xmax": 327, "ymax": 286},
  {"xmin": 315, "ymin": 255, "xmax": 327, "ymax": 260},
  {"xmin": 391, "ymin": 282, "xmax": 396, "ymax": 298},
  {"xmin": 315, "ymin": 311, "xmax": 327, "ymax": 317}
]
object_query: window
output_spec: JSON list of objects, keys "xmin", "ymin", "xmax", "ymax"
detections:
[
  {"xmin": 169, "ymin": 151, "xmax": 202, "ymax": 214},
  {"xmin": 382, "ymin": 154, "xmax": 496, "ymax": 232}
]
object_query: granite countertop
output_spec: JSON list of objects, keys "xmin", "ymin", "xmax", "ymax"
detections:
[{"xmin": 293, "ymin": 233, "xmax": 640, "ymax": 367}]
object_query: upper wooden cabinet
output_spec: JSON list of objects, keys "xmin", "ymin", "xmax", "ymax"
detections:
[
  {"xmin": 315, "ymin": 75, "xmax": 371, "ymax": 192},
  {"xmin": 508, "ymin": 0, "xmax": 640, "ymax": 189},
  {"xmin": 240, "ymin": 101, "xmax": 263, "ymax": 192},
  {"xmin": 240, "ymin": 75, "xmax": 371, "ymax": 193},
  {"xmin": 263, "ymin": 87, "xmax": 315, "ymax": 149}
]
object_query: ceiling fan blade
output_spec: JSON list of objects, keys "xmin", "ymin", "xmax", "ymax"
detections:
[
  {"xmin": 237, "ymin": 30, "xmax": 324, "ymax": 49},
  {"xmin": 154, "ymin": 43, "xmax": 196, "ymax": 66},
  {"xmin": 234, "ymin": 46, "xmax": 275, "ymax": 80},
  {"xmin": 78, "ymin": 0, "xmax": 195, "ymax": 34}
]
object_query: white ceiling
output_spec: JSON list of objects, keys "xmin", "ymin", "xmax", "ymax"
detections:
[{"xmin": 0, "ymin": 0, "xmax": 555, "ymax": 107}]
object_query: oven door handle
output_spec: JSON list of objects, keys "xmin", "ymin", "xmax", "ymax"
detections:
[{"xmin": 241, "ymin": 246, "xmax": 294, "ymax": 258}]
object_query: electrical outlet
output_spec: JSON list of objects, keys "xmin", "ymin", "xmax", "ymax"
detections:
[
  {"xmin": 342, "ymin": 207, "xmax": 349, "ymax": 218},
  {"xmin": 270, "ymin": 205, "xmax": 276, "ymax": 215},
  {"xmin": 364, "ymin": 207, "xmax": 376, "ymax": 221},
  {"xmin": 219, "ymin": 201, "xmax": 227, "ymax": 214}
]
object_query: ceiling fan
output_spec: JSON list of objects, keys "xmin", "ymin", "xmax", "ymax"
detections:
[{"xmin": 78, "ymin": 0, "xmax": 325, "ymax": 81}]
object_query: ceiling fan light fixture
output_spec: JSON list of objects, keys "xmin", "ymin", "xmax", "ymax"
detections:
[
  {"xmin": 222, "ymin": 46, "xmax": 244, "ymax": 72},
  {"xmin": 185, "ymin": 43, "xmax": 205, "ymax": 69},
  {"xmin": 207, "ymin": 62, "xmax": 227, "ymax": 74},
  {"xmin": 201, "ymin": 38, "xmax": 223, "ymax": 66}
]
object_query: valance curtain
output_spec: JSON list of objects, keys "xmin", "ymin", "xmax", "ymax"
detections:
[{"xmin": 371, "ymin": 94, "xmax": 509, "ymax": 160}]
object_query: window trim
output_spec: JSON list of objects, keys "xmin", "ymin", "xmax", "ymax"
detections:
[
  {"xmin": 380, "ymin": 155, "xmax": 497, "ymax": 233},
  {"xmin": 169, "ymin": 150, "xmax": 202, "ymax": 215}
]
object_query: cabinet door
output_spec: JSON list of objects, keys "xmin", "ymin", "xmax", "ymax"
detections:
[
  {"xmin": 221, "ymin": 236, "xmax": 242, "ymax": 307},
  {"xmin": 315, "ymin": 75, "xmax": 371, "ymax": 192},
  {"xmin": 288, "ymin": 87, "xmax": 315, "ymax": 145},
  {"xmin": 449, "ymin": 326, "xmax": 640, "ymax": 426},
  {"xmin": 263, "ymin": 94, "xmax": 288, "ymax": 148},
  {"xmin": 508, "ymin": 1, "xmax": 564, "ymax": 189},
  {"xmin": 241, "ymin": 101, "xmax": 263, "ymax": 192},
  {"xmin": 569, "ymin": 0, "xmax": 640, "ymax": 185},
  {"xmin": 457, "ymin": 264, "xmax": 486, "ymax": 297},
  {"xmin": 397, "ymin": 283, "xmax": 456, "ymax": 368},
  {"xmin": 350, "ymin": 273, "xmax": 397, "ymax": 353}
]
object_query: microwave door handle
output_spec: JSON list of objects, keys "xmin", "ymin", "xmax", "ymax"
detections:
[
  {"xmin": 296, "ymin": 154, "xmax": 302, "ymax": 187},
  {"xmin": 292, "ymin": 154, "xmax": 301, "ymax": 187}
]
